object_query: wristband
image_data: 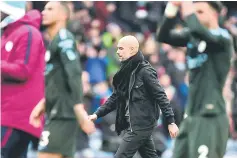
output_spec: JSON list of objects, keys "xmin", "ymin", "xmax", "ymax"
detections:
[{"xmin": 165, "ymin": 2, "xmax": 179, "ymax": 18}]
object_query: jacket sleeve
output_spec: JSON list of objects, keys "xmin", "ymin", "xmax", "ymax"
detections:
[
  {"xmin": 59, "ymin": 38, "xmax": 83, "ymax": 105},
  {"xmin": 184, "ymin": 14, "xmax": 231, "ymax": 47},
  {"xmin": 157, "ymin": 17, "xmax": 190, "ymax": 47},
  {"xmin": 143, "ymin": 68, "xmax": 175, "ymax": 124},
  {"xmin": 94, "ymin": 92, "xmax": 118, "ymax": 118},
  {"xmin": 1, "ymin": 28, "xmax": 44, "ymax": 82}
]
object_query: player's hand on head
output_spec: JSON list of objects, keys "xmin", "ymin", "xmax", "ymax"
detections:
[
  {"xmin": 168, "ymin": 123, "xmax": 179, "ymax": 138},
  {"xmin": 88, "ymin": 114, "xmax": 98, "ymax": 122}
]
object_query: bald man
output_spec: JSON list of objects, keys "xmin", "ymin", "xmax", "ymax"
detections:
[{"xmin": 89, "ymin": 35, "xmax": 179, "ymax": 158}]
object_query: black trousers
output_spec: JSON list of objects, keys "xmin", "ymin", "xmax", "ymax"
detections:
[
  {"xmin": 1, "ymin": 126, "xmax": 38, "ymax": 158},
  {"xmin": 115, "ymin": 128, "xmax": 159, "ymax": 158}
]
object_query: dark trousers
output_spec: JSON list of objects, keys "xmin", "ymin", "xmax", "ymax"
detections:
[
  {"xmin": 1, "ymin": 126, "xmax": 38, "ymax": 158},
  {"xmin": 115, "ymin": 128, "xmax": 159, "ymax": 158}
]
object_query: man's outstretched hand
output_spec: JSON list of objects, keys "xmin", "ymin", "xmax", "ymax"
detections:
[
  {"xmin": 88, "ymin": 114, "xmax": 98, "ymax": 122},
  {"xmin": 168, "ymin": 123, "xmax": 179, "ymax": 138}
]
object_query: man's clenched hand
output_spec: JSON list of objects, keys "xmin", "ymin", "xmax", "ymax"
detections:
[
  {"xmin": 88, "ymin": 114, "xmax": 98, "ymax": 122},
  {"xmin": 168, "ymin": 123, "xmax": 179, "ymax": 138}
]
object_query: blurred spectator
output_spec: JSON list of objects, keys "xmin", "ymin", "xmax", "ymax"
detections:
[
  {"xmin": 91, "ymin": 82, "xmax": 112, "ymax": 119},
  {"xmin": 159, "ymin": 74, "xmax": 182, "ymax": 139},
  {"xmin": 76, "ymin": 71, "xmax": 94, "ymax": 153},
  {"xmin": 224, "ymin": 16, "xmax": 237, "ymax": 51},
  {"xmin": 142, "ymin": 35, "xmax": 159, "ymax": 56},
  {"xmin": 102, "ymin": 23, "xmax": 122, "ymax": 78},
  {"xmin": 68, "ymin": 20, "xmax": 86, "ymax": 43},
  {"xmin": 26, "ymin": 1, "xmax": 33, "ymax": 11},
  {"xmin": 85, "ymin": 46, "xmax": 108, "ymax": 84},
  {"xmin": 148, "ymin": 53, "xmax": 166, "ymax": 77},
  {"xmin": 165, "ymin": 47, "xmax": 186, "ymax": 88},
  {"xmin": 177, "ymin": 72, "xmax": 189, "ymax": 111},
  {"xmin": 102, "ymin": 23, "xmax": 122, "ymax": 48}
]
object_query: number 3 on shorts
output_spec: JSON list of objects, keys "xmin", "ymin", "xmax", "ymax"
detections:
[
  {"xmin": 39, "ymin": 131, "xmax": 50, "ymax": 147},
  {"xmin": 198, "ymin": 145, "xmax": 209, "ymax": 158}
]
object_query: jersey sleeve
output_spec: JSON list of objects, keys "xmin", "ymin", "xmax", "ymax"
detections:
[
  {"xmin": 1, "ymin": 27, "xmax": 45, "ymax": 82},
  {"xmin": 157, "ymin": 17, "xmax": 190, "ymax": 47},
  {"xmin": 184, "ymin": 14, "xmax": 232, "ymax": 47},
  {"xmin": 58, "ymin": 29, "xmax": 83, "ymax": 105}
]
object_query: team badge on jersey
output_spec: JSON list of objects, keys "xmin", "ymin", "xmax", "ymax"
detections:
[
  {"xmin": 187, "ymin": 54, "xmax": 208, "ymax": 69},
  {"xmin": 198, "ymin": 41, "xmax": 207, "ymax": 53},
  {"xmin": 5, "ymin": 41, "xmax": 13, "ymax": 52}
]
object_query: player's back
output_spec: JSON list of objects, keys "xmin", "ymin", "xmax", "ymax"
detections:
[
  {"xmin": 44, "ymin": 28, "xmax": 82, "ymax": 120},
  {"xmin": 185, "ymin": 28, "xmax": 232, "ymax": 116}
]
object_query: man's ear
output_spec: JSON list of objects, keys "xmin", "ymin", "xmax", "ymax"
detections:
[{"xmin": 130, "ymin": 47, "xmax": 134, "ymax": 54}]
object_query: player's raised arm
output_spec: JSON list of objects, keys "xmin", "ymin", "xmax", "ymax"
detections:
[
  {"xmin": 180, "ymin": 2, "xmax": 231, "ymax": 47},
  {"xmin": 157, "ymin": 2, "xmax": 190, "ymax": 47}
]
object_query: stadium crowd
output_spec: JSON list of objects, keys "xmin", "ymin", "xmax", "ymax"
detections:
[{"xmin": 10, "ymin": 1, "xmax": 237, "ymax": 158}]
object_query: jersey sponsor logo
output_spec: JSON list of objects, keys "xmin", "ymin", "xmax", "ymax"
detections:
[
  {"xmin": 45, "ymin": 50, "xmax": 51, "ymax": 62},
  {"xmin": 198, "ymin": 41, "xmax": 207, "ymax": 53},
  {"xmin": 58, "ymin": 39, "xmax": 74, "ymax": 52},
  {"xmin": 5, "ymin": 41, "xmax": 13, "ymax": 52},
  {"xmin": 66, "ymin": 50, "xmax": 76, "ymax": 60},
  {"xmin": 187, "ymin": 54, "xmax": 208, "ymax": 69}
]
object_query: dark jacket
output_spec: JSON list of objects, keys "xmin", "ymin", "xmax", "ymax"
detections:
[{"xmin": 95, "ymin": 60, "xmax": 175, "ymax": 135}]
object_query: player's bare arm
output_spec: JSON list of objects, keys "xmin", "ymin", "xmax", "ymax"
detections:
[
  {"xmin": 157, "ymin": 1, "xmax": 189, "ymax": 47},
  {"xmin": 29, "ymin": 98, "xmax": 46, "ymax": 128},
  {"xmin": 74, "ymin": 103, "xmax": 96, "ymax": 134}
]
